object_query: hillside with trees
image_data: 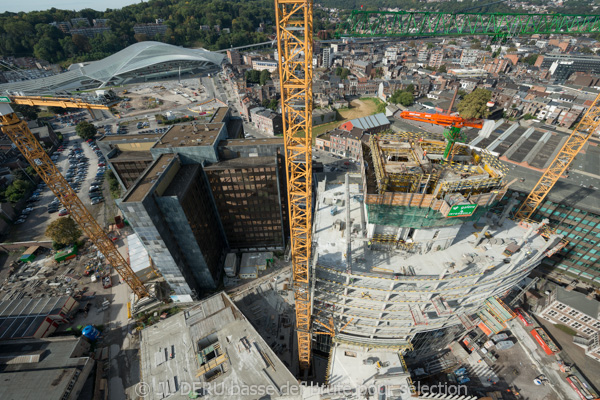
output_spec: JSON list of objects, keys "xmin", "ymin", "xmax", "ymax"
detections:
[{"xmin": 0, "ymin": 0, "xmax": 279, "ymax": 65}]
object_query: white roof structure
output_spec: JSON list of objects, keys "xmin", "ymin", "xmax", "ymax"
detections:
[{"xmin": 0, "ymin": 41, "xmax": 224, "ymax": 95}]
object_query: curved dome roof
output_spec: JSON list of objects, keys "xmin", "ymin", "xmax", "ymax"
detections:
[{"xmin": 0, "ymin": 41, "xmax": 225, "ymax": 95}]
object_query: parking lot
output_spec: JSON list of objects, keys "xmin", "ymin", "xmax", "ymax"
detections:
[{"xmin": 9, "ymin": 133, "xmax": 108, "ymax": 242}]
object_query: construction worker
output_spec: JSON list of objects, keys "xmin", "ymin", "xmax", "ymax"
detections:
[{"xmin": 423, "ymin": 150, "xmax": 427, "ymax": 160}]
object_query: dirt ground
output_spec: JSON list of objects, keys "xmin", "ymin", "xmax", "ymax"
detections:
[
  {"xmin": 313, "ymin": 98, "xmax": 382, "ymax": 137},
  {"xmin": 338, "ymin": 99, "xmax": 379, "ymax": 120}
]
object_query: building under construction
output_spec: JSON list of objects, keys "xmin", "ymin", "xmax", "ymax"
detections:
[{"xmin": 312, "ymin": 132, "xmax": 562, "ymax": 364}]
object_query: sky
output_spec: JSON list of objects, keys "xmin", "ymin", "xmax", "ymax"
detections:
[{"xmin": 2, "ymin": 0, "xmax": 143, "ymax": 13}]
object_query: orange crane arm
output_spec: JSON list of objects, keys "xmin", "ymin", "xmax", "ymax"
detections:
[{"xmin": 399, "ymin": 111, "xmax": 483, "ymax": 129}]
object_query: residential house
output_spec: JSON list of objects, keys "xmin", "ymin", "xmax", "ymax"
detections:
[{"xmin": 250, "ymin": 107, "xmax": 282, "ymax": 136}]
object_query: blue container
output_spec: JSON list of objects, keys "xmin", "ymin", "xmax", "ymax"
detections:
[{"xmin": 82, "ymin": 325, "xmax": 100, "ymax": 341}]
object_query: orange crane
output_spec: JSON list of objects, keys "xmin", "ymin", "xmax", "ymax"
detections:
[
  {"xmin": 399, "ymin": 111, "xmax": 483, "ymax": 159},
  {"xmin": 0, "ymin": 97, "xmax": 149, "ymax": 298}
]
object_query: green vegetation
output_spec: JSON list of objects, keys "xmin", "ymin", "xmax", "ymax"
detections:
[
  {"xmin": 522, "ymin": 113, "xmax": 536, "ymax": 120},
  {"xmin": 335, "ymin": 66, "xmax": 350, "ymax": 80},
  {"xmin": 0, "ymin": 0, "xmax": 275, "ymax": 65},
  {"xmin": 45, "ymin": 217, "xmax": 82, "ymax": 246},
  {"xmin": 75, "ymin": 121, "xmax": 97, "ymax": 140},
  {"xmin": 245, "ymin": 69, "xmax": 271, "ymax": 85},
  {"xmin": 457, "ymin": 88, "xmax": 491, "ymax": 119},
  {"xmin": 106, "ymin": 170, "xmax": 121, "ymax": 199},
  {"xmin": 554, "ymin": 324, "xmax": 577, "ymax": 336},
  {"xmin": 2, "ymin": 179, "xmax": 34, "ymax": 203},
  {"xmin": 389, "ymin": 85, "xmax": 415, "ymax": 107},
  {"xmin": 12, "ymin": 104, "xmax": 39, "ymax": 120},
  {"xmin": 522, "ymin": 53, "xmax": 539, "ymax": 66},
  {"xmin": 261, "ymin": 98, "xmax": 278, "ymax": 111}
]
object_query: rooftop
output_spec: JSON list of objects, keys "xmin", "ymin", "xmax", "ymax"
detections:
[
  {"xmin": 555, "ymin": 286, "xmax": 600, "ymax": 319},
  {"xmin": 122, "ymin": 154, "xmax": 176, "ymax": 203},
  {"xmin": 153, "ymin": 123, "xmax": 223, "ymax": 148},
  {"xmin": 97, "ymin": 133, "xmax": 163, "ymax": 142},
  {"xmin": 327, "ymin": 345, "xmax": 413, "ymax": 399},
  {"xmin": 109, "ymin": 150, "xmax": 154, "ymax": 162},
  {"xmin": 0, "ymin": 296, "xmax": 73, "ymax": 340},
  {"xmin": 139, "ymin": 292, "xmax": 301, "ymax": 399},
  {"xmin": 219, "ymin": 137, "xmax": 284, "ymax": 147},
  {"xmin": 0, "ymin": 337, "xmax": 92, "ymax": 400}
]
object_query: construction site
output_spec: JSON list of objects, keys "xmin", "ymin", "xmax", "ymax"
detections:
[{"xmin": 311, "ymin": 132, "xmax": 562, "ymax": 360}]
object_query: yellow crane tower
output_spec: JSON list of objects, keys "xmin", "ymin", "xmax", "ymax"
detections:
[
  {"xmin": 0, "ymin": 97, "xmax": 149, "ymax": 298},
  {"xmin": 274, "ymin": 0, "xmax": 314, "ymax": 371}
]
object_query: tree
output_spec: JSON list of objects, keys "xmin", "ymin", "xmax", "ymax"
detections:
[
  {"xmin": 522, "ymin": 54, "xmax": 539, "ymax": 66},
  {"xmin": 426, "ymin": 42, "xmax": 435, "ymax": 49},
  {"xmin": 437, "ymin": 64, "xmax": 447, "ymax": 73},
  {"xmin": 507, "ymin": 46, "xmax": 518, "ymax": 53},
  {"xmin": 259, "ymin": 69, "xmax": 270, "ymax": 86},
  {"xmin": 245, "ymin": 69, "xmax": 260, "ymax": 84},
  {"xmin": 4, "ymin": 180, "xmax": 33, "ymax": 203},
  {"xmin": 405, "ymin": 84, "xmax": 415, "ymax": 94},
  {"xmin": 340, "ymin": 68, "xmax": 349, "ymax": 80},
  {"xmin": 46, "ymin": 218, "xmax": 82, "ymax": 246},
  {"xmin": 268, "ymin": 98, "xmax": 278, "ymax": 111},
  {"xmin": 12, "ymin": 104, "xmax": 39, "ymax": 120},
  {"xmin": 398, "ymin": 92, "xmax": 414, "ymax": 107},
  {"xmin": 335, "ymin": 66, "xmax": 342, "ymax": 76},
  {"xmin": 76, "ymin": 121, "xmax": 97, "ymax": 140},
  {"xmin": 457, "ymin": 88, "xmax": 492, "ymax": 119},
  {"xmin": 390, "ymin": 89, "xmax": 414, "ymax": 106},
  {"xmin": 522, "ymin": 113, "xmax": 535, "ymax": 120},
  {"xmin": 580, "ymin": 46, "xmax": 594, "ymax": 54}
]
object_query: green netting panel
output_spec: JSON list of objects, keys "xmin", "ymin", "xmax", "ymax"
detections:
[{"xmin": 366, "ymin": 204, "xmax": 490, "ymax": 229}]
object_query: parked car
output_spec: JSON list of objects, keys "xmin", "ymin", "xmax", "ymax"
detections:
[{"xmin": 58, "ymin": 209, "xmax": 69, "ymax": 216}]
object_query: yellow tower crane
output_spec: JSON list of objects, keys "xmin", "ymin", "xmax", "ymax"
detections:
[
  {"xmin": 0, "ymin": 98, "xmax": 149, "ymax": 298},
  {"xmin": 274, "ymin": 0, "xmax": 314, "ymax": 371},
  {"xmin": 516, "ymin": 92, "xmax": 600, "ymax": 219}
]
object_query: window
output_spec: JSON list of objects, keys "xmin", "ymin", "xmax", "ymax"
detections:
[
  {"xmin": 571, "ymin": 322, "xmax": 583, "ymax": 329},
  {"xmin": 583, "ymin": 328, "xmax": 595, "ymax": 336},
  {"xmin": 556, "ymin": 304, "xmax": 567, "ymax": 310},
  {"xmin": 581, "ymin": 316, "xmax": 593, "ymax": 323},
  {"xmin": 559, "ymin": 316, "xmax": 571, "ymax": 323},
  {"xmin": 568, "ymin": 309, "xmax": 580, "ymax": 317}
]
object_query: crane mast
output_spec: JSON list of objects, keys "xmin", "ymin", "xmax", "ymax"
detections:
[
  {"xmin": 274, "ymin": 0, "xmax": 314, "ymax": 371},
  {"xmin": 0, "ymin": 102, "xmax": 149, "ymax": 298}
]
